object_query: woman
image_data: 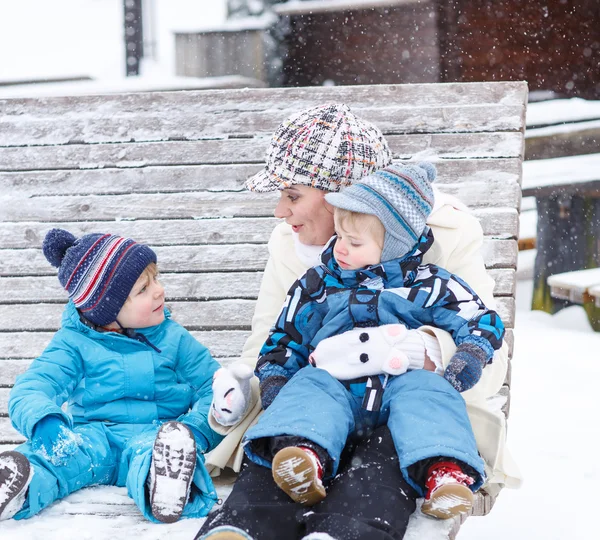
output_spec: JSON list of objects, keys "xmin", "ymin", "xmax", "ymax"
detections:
[{"xmin": 198, "ymin": 104, "xmax": 520, "ymax": 540}]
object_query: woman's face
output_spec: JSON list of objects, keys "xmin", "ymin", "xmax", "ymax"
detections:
[{"xmin": 274, "ymin": 185, "xmax": 335, "ymax": 246}]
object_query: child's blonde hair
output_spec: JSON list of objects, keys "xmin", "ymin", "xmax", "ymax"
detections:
[
  {"xmin": 125, "ymin": 263, "xmax": 160, "ymax": 302},
  {"xmin": 334, "ymin": 208, "xmax": 385, "ymax": 247}
]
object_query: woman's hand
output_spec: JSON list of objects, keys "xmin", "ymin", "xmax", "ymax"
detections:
[{"xmin": 210, "ymin": 364, "xmax": 254, "ymax": 426}]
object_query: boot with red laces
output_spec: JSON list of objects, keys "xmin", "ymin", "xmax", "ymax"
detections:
[{"xmin": 420, "ymin": 461, "xmax": 475, "ymax": 519}]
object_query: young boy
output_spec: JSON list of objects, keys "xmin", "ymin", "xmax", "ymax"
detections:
[
  {"xmin": 243, "ymin": 162, "xmax": 505, "ymax": 519},
  {"xmin": 0, "ymin": 229, "xmax": 225, "ymax": 524}
]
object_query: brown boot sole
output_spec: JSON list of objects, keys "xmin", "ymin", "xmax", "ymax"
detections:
[
  {"xmin": 272, "ymin": 447, "xmax": 326, "ymax": 506},
  {"xmin": 421, "ymin": 483, "xmax": 474, "ymax": 520}
]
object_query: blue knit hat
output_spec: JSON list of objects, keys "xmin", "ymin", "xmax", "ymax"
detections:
[
  {"xmin": 42, "ymin": 229, "xmax": 157, "ymax": 326},
  {"xmin": 325, "ymin": 162, "xmax": 436, "ymax": 261}
]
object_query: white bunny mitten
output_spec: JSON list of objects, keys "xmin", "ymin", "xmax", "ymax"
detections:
[
  {"xmin": 210, "ymin": 364, "xmax": 254, "ymax": 426},
  {"xmin": 309, "ymin": 325, "xmax": 443, "ymax": 380}
]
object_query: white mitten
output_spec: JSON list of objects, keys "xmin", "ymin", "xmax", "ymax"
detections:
[
  {"xmin": 309, "ymin": 325, "xmax": 444, "ymax": 380},
  {"xmin": 210, "ymin": 364, "xmax": 254, "ymax": 427}
]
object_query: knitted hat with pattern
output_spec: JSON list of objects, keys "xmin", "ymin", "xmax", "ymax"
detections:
[
  {"xmin": 42, "ymin": 228, "xmax": 157, "ymax": 326},
  {"xmin": 325, "ymin": 162, "xmax": 436, "ymax": 261},
  {"xmin": 245, "ymin": 103, "xmax": 392, "ymax": 193}
]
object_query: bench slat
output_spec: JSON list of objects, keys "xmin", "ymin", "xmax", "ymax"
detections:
[
  {"xmin": 0, "ymin": 268, "xmax": 515, "ymax": 302},
  {"xmin": 0, "ymin": 159, "xmax": 522, "ymax": 195},
  {"xmin": 0, "ymin": 239, "xmax": 517, "ymax": 277},
  {"xmin": 0, "ymin": 245, "xmax": 270, "ymax": 276},
  {"xmin": 0, "ymin": 136, "xmax": 524, "ymax": 172},
  {"xmin": 1, "ymin": 187, "xmax": 521, "ymax": 225},
  {"xmin": 0, "ymin": 208, "xmax": 517, "ymax": 249},
  {"xmin": 0, "ymin": 272, "xmax": 264, "ymax": 302},
  {"xmin": 0, "ymin": 296, "xmax": 516, "ymax": 333},
  {"xmin": 0, "ymin": 83, "xmax": 527, "ymax": 147}
]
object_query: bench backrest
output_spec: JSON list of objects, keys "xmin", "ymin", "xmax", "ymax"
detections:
[{"xmin": 0, "ymin": 81, "xmax": 527, "ymax": 448}]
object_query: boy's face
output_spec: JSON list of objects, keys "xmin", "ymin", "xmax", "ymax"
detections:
[
  {"xmin": 333, "ymin": 217, "xmax": 383, "ymax": 270},
  {"xmin": 116, "ymin": 267, "xmax": 165, "ymax": 329}
]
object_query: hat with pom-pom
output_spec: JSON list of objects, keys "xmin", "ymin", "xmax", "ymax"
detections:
[
  {"xmin": 42, "ymin": 229, "xmax": 157, "ymax": 326},
  {"xmin": 325, "ymin": 162, "xmax": 436, "ymax": 261}
]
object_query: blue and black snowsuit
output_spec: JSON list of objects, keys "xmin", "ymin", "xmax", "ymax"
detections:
[
  {"xmin": 244, "ymin": 229, "xmax": 504, "ymax": 494},
  {"xmin": 8, "ymin": 302, "xmax": 222, "ymax": 521}
]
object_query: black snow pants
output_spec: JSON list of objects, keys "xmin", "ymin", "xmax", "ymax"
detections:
[{"xmin": 196, "ymin": 425, "xmax": 419, "ymax": 540}]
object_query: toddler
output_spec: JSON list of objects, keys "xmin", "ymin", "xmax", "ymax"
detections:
[
  {"xmin": 0, "ymin": 229, "xmax": 226, "ymax": 523},
  {"xmin": 244, "ymin": 163, "xmax": 505, "ymax": 519}
]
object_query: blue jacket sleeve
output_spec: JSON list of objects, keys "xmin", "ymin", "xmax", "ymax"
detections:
[
  {"xmin": 174, "ymin": 326, "xmax": 223, "ymax": 452},
  {"xmin": 9, "ymin": 331, "xmax": 83, "ymax": 439},
  {"xmin": 254, "ymin": 280, "xmax": 316, "ymax": 386},
  {"xmin": 428, "ymin": 271, "xmax": 505, "ymax": 362}
]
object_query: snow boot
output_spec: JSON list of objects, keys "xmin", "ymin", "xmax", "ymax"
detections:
[
  {"xmin": 0, "ymin": 451, "xmax": 33, "ymax": 521},
  {"xmin": 197, "ymin": 525, "xmax": 255, "ymax": 539},
  {"xmin": 420, "ymin": 460, "xmax": 474, "ymax": 519},
  {"xmin": 149, "ymin": 421, "xmax": 197, "ymax": 523},
  {"xmin": 272, "ymin": 446, "xmax": 326, "ymax": 506}
]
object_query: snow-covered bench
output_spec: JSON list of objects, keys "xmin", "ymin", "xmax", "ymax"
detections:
[
  {"xmin": 522, "ymin": 153, "xmax": 600, "ymax": 315},
  {"xmin": 0, "ymin": 81, "xmax": 527, "ymax": 539}
]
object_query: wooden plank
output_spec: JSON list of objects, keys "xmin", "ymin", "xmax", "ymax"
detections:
[
  {"xmin": 0, "ymin": 238, "xmax": 515, "ymax": 277},
  {"xmin": 0, "ymin": 136, "xmax": 525, "ymax": 172},
  {"xmin": 0, "ymin": 159, "xmax": 522, "ymax": 195},
  {"xmin": 0, "ymin": 272, "xmax": 264, "ymax": 303},
  {"xmin": 0, "ymin": 188, "xmax": 520, "ymax": 224},
  {"xmin": 0, "ymin": 268, "xmax": 515, "ymax": 303},
  {"xmin": 0, "ymin": 300, "xmax": 257, "ymax": 332},
  {"xmin": 0, "ymin": 218, "xmax": 280, "ymax": 249},
  {"xmin": 0, "ymin": 244, "xmax": 270, "ymax": 276},
  {"xmin": 0, "ymin": 330, "xmax": 250, "ymax": 360},
  {"xmin": 0, "ymin": 295, "xmax": 516, "ymax": 335},
  {"xmin": 0, "ymin": 82, "xmax": 528, "ymax": 146},
  {"xmin": 0, "ymin": 418, "xmax": 23, "ymax": 443},
  {"xmin": 0, "ymin": 208, "xmax": 516, "ymax": 250},
  {"xmin": 0, "ymin": 192, "xmax": 279, "ymax": 222}
]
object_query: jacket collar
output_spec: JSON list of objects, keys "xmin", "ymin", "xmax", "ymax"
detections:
[{"xmin": 320, "ymin": 227, "xmax": 434, "ymax": 288}]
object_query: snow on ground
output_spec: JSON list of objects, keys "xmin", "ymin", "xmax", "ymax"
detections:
[{"xmin": 2, "ymin": 277, "xmax": 599, "ymax": 539}]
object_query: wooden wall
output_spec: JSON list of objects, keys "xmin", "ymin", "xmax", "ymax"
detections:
[
  {"xmin": 279, "ymin": 1, "xmax": 440, "ymax": 87},
  {"xmin": 437, "ymin": 0, "xmax": 600, "ymax": 99}
]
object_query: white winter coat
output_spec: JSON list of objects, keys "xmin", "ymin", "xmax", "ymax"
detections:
[{"xmin": 205, "ymin": 191, "xmax": 522, "ymax": 492}]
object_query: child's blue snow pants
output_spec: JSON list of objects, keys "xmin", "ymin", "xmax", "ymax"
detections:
[
  {"xmin": 12, "ymin": 421, "xmax": 217, "ymax": 521},
  {"xmin": 244, "ymin": 368, "xmax": 485, "ymax": 495}
]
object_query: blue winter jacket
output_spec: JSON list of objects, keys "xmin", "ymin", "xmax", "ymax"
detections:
[
  {"xmin": 256, "ymin": 229, "xmax": 505, "ymax": 398},
  {"xmin": 9, "ymin": 302, "xmax": 222, "ymax": 452}
]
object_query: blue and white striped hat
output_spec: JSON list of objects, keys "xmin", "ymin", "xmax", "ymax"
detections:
[
  {"xmin": 325, "ymin": 162, "xmax": 436, "ymax": 261},
  {"xmin": 42, "ymin": 229, "xmax": 157, "ymax": 326}
]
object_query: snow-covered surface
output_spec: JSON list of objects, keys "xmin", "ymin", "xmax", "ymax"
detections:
[
  {"xmin": 547, "ymin": 267, "xmax": 600, "ymax": 290},
  {"xmin": 526, "ymin": 97, "xmax": 600, "ymax": 127},
  {"xmin": 0, "ymin": 75, "xmax": 264, "ymax": 98},
  {"xmin": 273, "ymin": 0, "xmax": 418, "ymax": 16},
  {"xmin": 525, "ymin": 118, "xmax": 600, "ymax": 139},
  {"xmin": 2, "ymin": 279, "xmax": 599, "ymax": 539},
  {"xmin": 522, "ymin": 153, "xmax": 600, "ymax": 191}
]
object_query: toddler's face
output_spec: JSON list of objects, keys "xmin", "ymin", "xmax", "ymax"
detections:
[
  {"xmin": 117, "ymin": 266, "xmax": 165, "ymax": 329},
  {"xmin": 333, "ymin": 220, "xmax": 382, "ymax": 270}
]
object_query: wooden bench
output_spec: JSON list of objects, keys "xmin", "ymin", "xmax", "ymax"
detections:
[
  {"xmin": 0, "ymin": 81, "xmax": 527, "ymax": 538},
  {"xmin": 522, "ymin": 154, "xmax": 600, "ymax": 315}
]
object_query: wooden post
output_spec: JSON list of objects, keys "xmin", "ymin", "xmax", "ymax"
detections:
[{"xmin": 124, "ymin": 0, "xmax": 144, "ymax": 76}]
